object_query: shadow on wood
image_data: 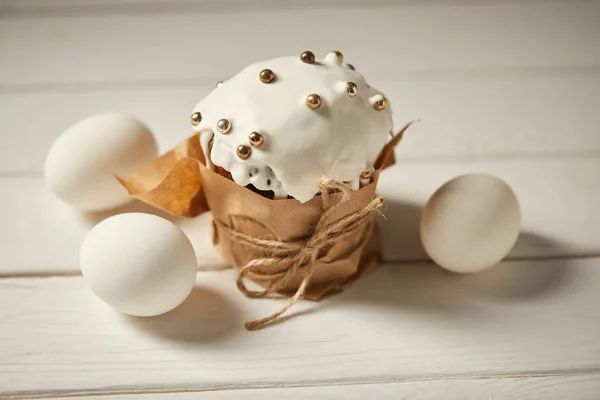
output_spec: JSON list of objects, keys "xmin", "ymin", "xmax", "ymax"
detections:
[
  {"xmin": 328, "ymin": 231, "xmax": 572, "ymax": 323},
  {"xmin": 468, "ymin": 231, "xmax": 573, "ymax": 300},
  {"xmin": 378, "ymin": 197, "xmax": 425, "ymax": 262},
  {"xmin": 126, "ymin": 286, "xmax": 243, "ymax": 343}
]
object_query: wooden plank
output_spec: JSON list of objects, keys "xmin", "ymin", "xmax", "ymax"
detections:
[
  {"xmin": 2, "ymin": 74, "xmax": 600, "ymax": 173},
  {"xmin": 1, "ymin": 157, "xmax": 598, "ymax": 275},
  {"xmin": 1, "ymin": 258, "xmax": 599, "ymax": 397},
  {"xmin": 0, "ymin": 0, "xmax": 584, "ymax": 18},
  {"xmin": 0, "ymin": 176, "xmax": 227, "ymax": 275},
  {"xmin": 0, "ymin": 0, "xmax": 578, "ymax": 10},
  {"xmin": 44, "ymin": 375, "xmax": 600, "ymax": 400},
  {"xmin": 1, "ymin": 2, "xmax": 599, "ymax": 86},
  {"xmin": 377, "ymin": 157, "xmax": 600, "ymax": 262}
]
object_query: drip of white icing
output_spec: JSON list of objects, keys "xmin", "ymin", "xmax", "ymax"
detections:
[{"xmin": 192, "ymin": 52, "xmax": 393, "ymax": 203}]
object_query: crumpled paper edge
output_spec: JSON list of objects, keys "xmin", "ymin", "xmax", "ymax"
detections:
[{"xmin": 117, "ymin": 120, "xmax": 415, "ymax": 217}]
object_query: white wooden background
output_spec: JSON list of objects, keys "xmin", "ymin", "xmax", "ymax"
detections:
[{"xmin": 1, "ymin": 0, "xmax": 599, "ymax": 398}]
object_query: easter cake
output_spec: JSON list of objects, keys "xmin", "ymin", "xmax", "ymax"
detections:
[
  {"xmin": 117, "ymin": 51, "xmax": 412, "ymax": 329},
  {"xmin": 191, "ymin": 51, "xmax": 393, "ymax": 202}
]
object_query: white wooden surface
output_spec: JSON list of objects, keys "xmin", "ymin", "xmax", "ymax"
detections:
[
  {"xmin": 2, "ymin": 261, "xmax": 600, "ymax": 398},
  {"xmin": 1, "ymin": 0, "xmax": 599, "ymax": 398},
  {"xmin": 40, "ymin": 376, "xmax": 600, "ymax": 400},
  {"xmin": 2, "ymin": 158, "xmax": 599, "ymax": 275}
]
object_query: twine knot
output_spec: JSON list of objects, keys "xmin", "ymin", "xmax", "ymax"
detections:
[{"xmin": 214, "ymin": 178, "xmax": 383, "ymax": 331}]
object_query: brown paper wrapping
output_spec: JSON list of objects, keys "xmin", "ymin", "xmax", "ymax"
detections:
[{"xmin": 118, "ymin": 122, "xmax": 412, "ymax": 327}]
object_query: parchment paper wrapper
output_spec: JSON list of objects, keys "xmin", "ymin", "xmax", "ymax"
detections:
[{"xmin": 117, "ymin": 123, "xmax": 408, "ymax": 306}]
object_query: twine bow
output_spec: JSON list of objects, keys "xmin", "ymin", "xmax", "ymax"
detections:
[{"xmin": 214, "ymin": 179, "xmax": 383, "ymax": 331}]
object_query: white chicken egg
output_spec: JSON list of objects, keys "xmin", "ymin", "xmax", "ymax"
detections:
[
  {"xmin": 80, "ymin": 213, "xmax": 198, "ymax": 317},
  {"xmin": 45, "ymin": 114, "xmax": 158, "ymax": 212},
  {"xmin": 420, "ymin": 173, "xmax": 521, "ymax": 274}
]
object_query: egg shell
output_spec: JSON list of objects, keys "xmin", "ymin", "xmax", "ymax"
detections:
[
  {"xmin": 45, "ymin": 114, "xmax": 158, "ymax": 212},
  {"xmin": 420, "ymin": 173, "xmax": 521, "ymax": 273},
  {"xmin": 80, "ymin": 213, "xmax": 198, "ymax": 317}
]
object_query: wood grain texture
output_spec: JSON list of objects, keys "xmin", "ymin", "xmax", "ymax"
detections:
[
  {"xmin": 1, "ymin": 157, "xmax": 598, "ymax": 275},
  {"xmin": 1, "ymin": 258, "xmax": 599, "ymax": 398},
  {"xmin": 377, "ymin": 157, "xmax": 600, "ymax": 262},
  {"xmin": 1, "ymin": 1, "xmax": 599, "ymax": 398},
  {"xmin": 0, "ymin": 176, "xmax": 226, "ymax": 275},
  {"xmin": 2, "ymin": 74, "xmax": 600, "ymax": 173},
  {"xmin": 0, "ymin": 0, "xmax": 582, "ymax": 9},
  {"xmin": 1, "ymin": 2, "xmax": 599, "ymax": 87},
  {"xmin": 43, "ymin": 375, "xmax": 600, "ymax": 400}
]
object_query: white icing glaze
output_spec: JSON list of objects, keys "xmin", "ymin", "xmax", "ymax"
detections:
[{"xmin": 192, "ymin": 52, "xmax": 393, "ymax": 203}]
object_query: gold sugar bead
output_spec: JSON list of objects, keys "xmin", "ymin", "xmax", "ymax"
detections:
[
  {"xmin": 236, "ymin": 144, "xmax": 252, "ymax": 159},
  {"xmin": 300, "ymin": 51, "xmax": 315, "ymax": 64},
  {"xmin": 248, "ymin": 131, "xmax": 264, "ymax": 147},
  {"xmin": 361, "ymin": 170, "xmax": 374, "ymax": 180},
  {"xmin": 190, "ymin": 112, "xmax": 202, "ymax": 126},
  {"xmin": 373, "ymin": 98, "xmax": 388, "ymax": 111},
  {"xmin": 333, "ymin": 50, "xmax": 343, "ymax": 62},
  {"xmin": 259, "ymin": 69, "xmax": 275, "ymax": 83},
  {"xmin": 306, "ymin": 93, "xmax": 322, "ymax": 110},
  {"xmin": 216, "ymin": 119, "xmax": 232, "ymax": 134},
  {"xmin": 346, "ymin": 82, "xmax": 358, "ymax": 97}
]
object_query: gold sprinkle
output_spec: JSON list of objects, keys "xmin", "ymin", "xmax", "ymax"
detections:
[
  {"xmin": 216, "ymin": 119, "xmax": 232, "ymax": 134},
  {"xmin": 248, "ymin": 131, "xmax": 264, "ymax": 147},
  {"xmin": 346, "ymin": 82, "xmax": 358, "ymax": 97},
  {"xmin": 361, "ymin": 170, "xmax": 374, "ymax": 180},
  {"xmin": 333, "ymin": 50, "xmax": 343, "ymax": 62},
  {"xmin": 373, "ymin": 98, "xmax": 388, "ymax": 111},
  {"xmin": 305, "ymin": 94, "xmax": 322, "ymax": 110},
  {"xmin": 236, "ymin": 145, "xmax": 252, "ymax": 159},
  {"xmin": 259, "ymin": 69, "xmax": 275, "ymax": 83},
  {"xmin": 300, "ymin": 51, "xmax": 315, "ymax": 64},
  {"xmin": 190, "ymin": 112, "xmax": 202, "ymax": 126}
]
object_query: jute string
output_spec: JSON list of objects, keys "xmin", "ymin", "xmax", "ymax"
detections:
[{"xmin": 214, "ymin": 179, "xmax": 383, "ymax": 331}]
